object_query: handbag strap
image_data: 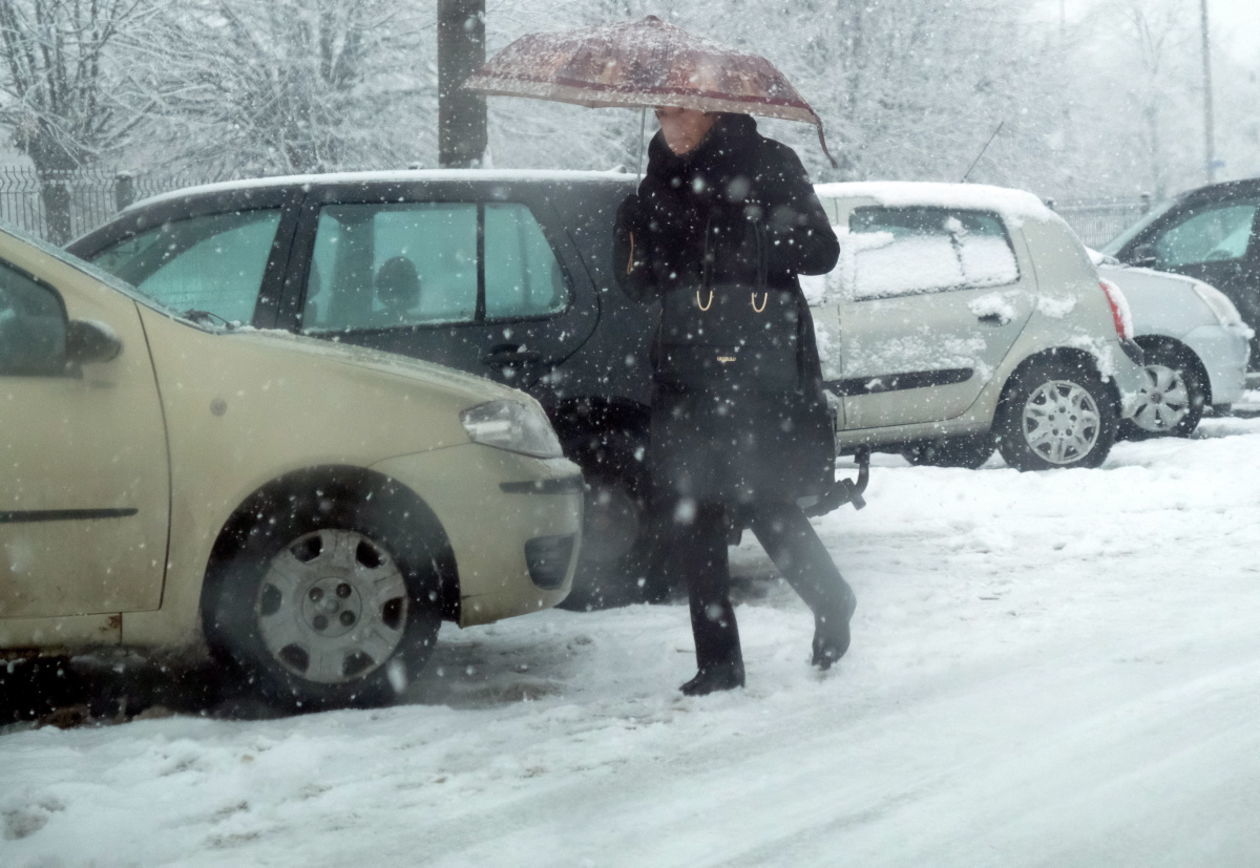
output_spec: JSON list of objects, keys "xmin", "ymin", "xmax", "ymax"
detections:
[{"xmin": 698, "ymin": 212, "xmax": 770, "ymax": 304}]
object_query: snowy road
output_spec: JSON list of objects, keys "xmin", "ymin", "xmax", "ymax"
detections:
[{"xmin": 4, "ymin": 415, "xmax": 1260, "ymax": 866}]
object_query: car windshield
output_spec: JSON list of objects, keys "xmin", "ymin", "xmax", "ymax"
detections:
[
  {"xmin": 1099, "ymin": 196, "xmax": 1180, "ymax": 255},
  {"xmin": 1, "ymin": 221, "xmax": 239, "ymax": 334}
]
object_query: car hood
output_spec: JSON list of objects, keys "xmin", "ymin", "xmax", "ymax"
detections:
[
  {"xmin": 227, "ymin": 325, "xmax": 527, "ymax": 405},
  {"xmin": 135, "ymin": 307, "xmax": 549, "ymax": 477}
]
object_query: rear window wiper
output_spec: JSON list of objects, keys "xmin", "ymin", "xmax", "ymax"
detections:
[{"xmin": 181, "ymin": 309, "xmax": 238, "ymax": 330}]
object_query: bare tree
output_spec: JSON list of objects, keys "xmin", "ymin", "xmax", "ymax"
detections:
[
  {"xmin": 0, "ymin": 0, "xmax": 160, "ymax": 241},
  {"xmin": 129, "ymin": 0, "xmax": 432, "ymax": 175},
  {"xmin": 1117, "ymin": 1, "xmax": 1197, "ymax": 198}
]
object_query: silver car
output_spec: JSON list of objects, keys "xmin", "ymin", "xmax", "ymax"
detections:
[
  {"xmin": 1090, "ymin": 249, "xmax": 1253, "ymax": 437},
  {"xmin": 811, "ymin": 182, "xmax": 1148, "ymax": 471}
]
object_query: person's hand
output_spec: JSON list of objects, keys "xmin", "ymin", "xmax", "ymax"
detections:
[{"xmin": 638, "ymin": 181, "xmax": 702, "ymax": 243}]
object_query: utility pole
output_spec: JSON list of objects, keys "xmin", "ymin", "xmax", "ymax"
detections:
[
  {"xmin": 1200, "ymin": 0, "xmax": 1216, "ymax": 183},
  {"xmin": 437, "ymin": 0, "xmax": 487, "ymax": 169}
]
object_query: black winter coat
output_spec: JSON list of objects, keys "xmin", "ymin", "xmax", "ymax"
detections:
[{"xmin": 613, "ymin": 114, "xmax": 840, "ymax": 508}]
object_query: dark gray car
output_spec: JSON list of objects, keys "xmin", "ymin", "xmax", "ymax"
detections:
[{"xmin": 1102, "ymin": 176, "xmax": 1260, "ymax": 370}]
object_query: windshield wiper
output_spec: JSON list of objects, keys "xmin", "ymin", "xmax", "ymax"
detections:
[{"xmin": 182, "ymin": 309, "xmax": 237, "ymax": 330}]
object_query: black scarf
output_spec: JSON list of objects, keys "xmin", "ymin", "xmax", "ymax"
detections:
[{"xmin": 637, "ymin": 113, "xmax": 766, "ymax": 286}]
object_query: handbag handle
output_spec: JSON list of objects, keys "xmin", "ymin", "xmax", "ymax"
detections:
[{"xmin": 696, "ymin": 214, "xmax": 771, "ymax": 311}]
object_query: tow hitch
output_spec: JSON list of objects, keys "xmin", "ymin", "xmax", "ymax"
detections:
[{"xmin": 804, "ymin": 446, "xmax": 871, "ymax": 517}]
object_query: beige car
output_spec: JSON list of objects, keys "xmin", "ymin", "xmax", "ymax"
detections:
[
  {"xmin": 0, "ymin": 225, "xmax": 581, "ymax": 709},
  {"xmin": 811, "ymin": 182, "xmax": 1149, "ymax": 471}
]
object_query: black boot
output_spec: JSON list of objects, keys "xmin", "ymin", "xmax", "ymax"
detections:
[
  {"xmin": 812, "ymin": 591, "xmax": 856, "ymax": 670},
  {"xmin": 680, "ymin": 660, "xmax": 746, "ymax": 696},
  {"xmin": 679, "ymin": 503, "xmax": 744, "ymax": 695},
  {"xmin": 748, "ymin": 502, "xmax": 856, "ymax": 671}
]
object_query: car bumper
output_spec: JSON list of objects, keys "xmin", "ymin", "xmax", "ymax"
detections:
[
  {"xmin": 1109, "ymin": 340, "xmax": 1150, "ymax": 420},
  {"xmin": 1182, "ymin": 323, "xmax": 1252, "ymax": 407},
  {"xmin": 371, "ymin": 447, "xmax": 583, "ymax": 627}
]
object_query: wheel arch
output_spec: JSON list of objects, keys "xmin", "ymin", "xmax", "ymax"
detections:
[
  {"xmin": 202, "ymin": 465, "xmax": 461, "ymax": 627},
  {"xmin": 997, "ymin": 346, "xmax": 1123, "ymax": 416},
  {"xmin": 1132, "ymin": 334, "xmax": 1213, "ymax": 405}
]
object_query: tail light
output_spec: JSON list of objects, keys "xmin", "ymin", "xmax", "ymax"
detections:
[{"xmin": 1098, "ymin": 279, "xmax": 1133, "ymax": 341}]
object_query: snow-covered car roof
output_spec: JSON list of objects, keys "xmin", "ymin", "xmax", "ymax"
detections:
[
  {"xmin": 126, "ymin": 168, "xmax": 637, "ymax": 213},
  {"xmin": 815, "ymin": 181, "xmax": 1052, "ymax": 223}
]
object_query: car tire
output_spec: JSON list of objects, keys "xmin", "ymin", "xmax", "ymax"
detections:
[
  {"xmin": 995, "ymin": 356, "xmax": 1118, "ymax": 471},
  {"xmin": 1120, "ymin": 344, "xmax": 1207, "ymax": 439},
  {"xmin": 901, "ymin": 433, "xmax": 995, "ymax": 469},
  {"xmin": 203, "ymin": 484, "xmax": 443, "ymax": 711}
]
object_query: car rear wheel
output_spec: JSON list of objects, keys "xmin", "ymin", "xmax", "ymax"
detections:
[
  {"xmin": 1121, "ymin": 345, "xmax": 1207, "ymax": 439},
  {"xmin": 204, "ymin": 486, "xmax": 442, "ymax": 710},
  {"xmin": 995, "ymin": 357, "xmax": 1118, "ymax": 471}
]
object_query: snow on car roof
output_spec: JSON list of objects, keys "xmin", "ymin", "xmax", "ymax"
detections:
[
  {"xmin": 815, "ymin": 181, "xmax": 1052, "ymax": 223},
  {"xmin": 127, "ymin": 168, "xmax": 637, "ymax": 212}
]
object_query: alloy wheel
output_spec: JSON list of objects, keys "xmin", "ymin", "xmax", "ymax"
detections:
[
  {"xmin": 1020, "ymin": 379, "xmax": 1102, "ymax": 465},
  {"xmin": 1131, "ymin": 363, "xmax": 1192, "ymax": 434}
]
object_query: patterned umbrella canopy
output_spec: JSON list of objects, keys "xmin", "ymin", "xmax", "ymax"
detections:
[{"xmin": 463, "ymin": 16, "xmax": 836, "ymax": 166}]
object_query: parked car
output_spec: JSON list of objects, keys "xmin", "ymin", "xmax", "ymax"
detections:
[
  {"xmin": 1088, "ymin": 249, "xmax": 1252, "ymax": 438},
  {"xmin": 1101, "ymin": 176, "xmax": 1260, "ymax": 371},
  {"xmin": 811, "ymin": 181, "xmax": 1148, "ymax": 470},
  {"xmin": 68, "ymin": 171, "xmax": 657, "ymax": 608},
  {"xmin": 0, "ymin": 222, "xmax": 582, "ymax": 710},
  {"xmin": 68, "ymin": 172, "xmax": 1147, "ymax": 607}
]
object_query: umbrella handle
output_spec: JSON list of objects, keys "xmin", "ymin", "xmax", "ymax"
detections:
[
  {"xmin": 814, "ymin": 120, "xmax": 839, "ymax": 170},
  {"xmin": 636, "ymin": 106, "xmax": 648, "ymax": 179}
]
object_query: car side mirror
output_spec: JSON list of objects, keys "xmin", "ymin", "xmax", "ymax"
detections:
[
  {"xmin": 1130, "ymin": 243, "xmax": 1158, "ymax": 268},
  {"xmin": 66, "ymin": 319, "xmax": 122, "ymax": 365}
]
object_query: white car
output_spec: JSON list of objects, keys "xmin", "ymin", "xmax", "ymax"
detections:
[
  {"xmin": 810, "ymin": 182, "xmax": 1148, "ymax": 471},
  {"xmin": 1088, "ymin": 249, "xmax": 1253, "ymax": 437}
]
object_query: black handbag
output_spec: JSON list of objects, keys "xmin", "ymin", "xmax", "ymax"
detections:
[{"xmin": 655, "ymin": 223, "xmax": 804, "ymax": 392}]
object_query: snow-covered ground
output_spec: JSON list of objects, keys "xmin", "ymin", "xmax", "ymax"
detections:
[{"xmin": 4, "ymin": 412, "xmax": 1260, "ymax": 867}]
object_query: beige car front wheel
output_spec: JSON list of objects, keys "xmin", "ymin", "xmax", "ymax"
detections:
[{"xmin": 204, "ymin": 482, "xmax": 443, "ymax": 711}]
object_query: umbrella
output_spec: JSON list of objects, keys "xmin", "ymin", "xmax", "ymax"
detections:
[{"xmin": 463, "ymin": 15, "xmax": 837, "ymax": 167}]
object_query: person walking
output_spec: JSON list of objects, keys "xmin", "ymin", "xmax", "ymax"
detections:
[{"xmin": 614, "ymin": 106, "xmax": 856, "ymax": 696}]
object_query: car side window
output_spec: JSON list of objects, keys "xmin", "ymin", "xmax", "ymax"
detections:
[
  {"xmin": 843, "ymin": 206, "xmax": 1018, "ymax": 299},
  {"xmin": 306, "ymin": 203, "xmax": 476, "ymax": 330},
  {"xmin": 304, "ymin": 201, "xmax": 568, "ymax": 332},
  {"xmin": 1149, "ymin": 202, "xmax": 1259, "ymax": 268},
  {"xmin": 89, "ymin": 210, "xmax": 282, "ymax": 323},
  {"xmin": 0, "ymin": 262, "xmax": 66, "ymax": 376},
  {"xmin": 484, "ymin": 203, "xmax": 569, "ymax": 320}
]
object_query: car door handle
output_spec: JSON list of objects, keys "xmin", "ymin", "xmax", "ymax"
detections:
[
  {"xmin": 976, "ymin": 312, "xmax": 1009, "ymax": 325},
  {"xmin": 482, "ymin": 345, "xmax": 542, "ymax": 366}
]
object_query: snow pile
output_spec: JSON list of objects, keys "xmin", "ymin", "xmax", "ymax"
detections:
[{"xmin": 3, "ymin": 418, "xmax": 1260, "ymax": 866}]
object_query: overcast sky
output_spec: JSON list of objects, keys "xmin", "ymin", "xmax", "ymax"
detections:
[{"xmin": 1051, "ymin": 0, "xmax": 1260, "ymax": 63}]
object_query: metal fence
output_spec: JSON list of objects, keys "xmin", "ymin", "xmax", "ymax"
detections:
[
  {"xmin": 1046, "ymin": 195, "xmax": 1153, "ymax": 249},
  {"xmin": 0, "ymin": 166, "xmax": 237, "ymax": 243}
]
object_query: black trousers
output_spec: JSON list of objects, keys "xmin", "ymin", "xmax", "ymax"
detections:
[{"xmin": 663, "ymin": 500, "xmax": 854, "ymax": 671}]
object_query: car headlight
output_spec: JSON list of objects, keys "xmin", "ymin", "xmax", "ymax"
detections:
[
  {"xmin": 460, "ymin": 399, "xmax": 563, "ymax": 458},
  {"xmin": 1191, "ymin": 280, "xmax": 1244, "ymax": 327}
]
